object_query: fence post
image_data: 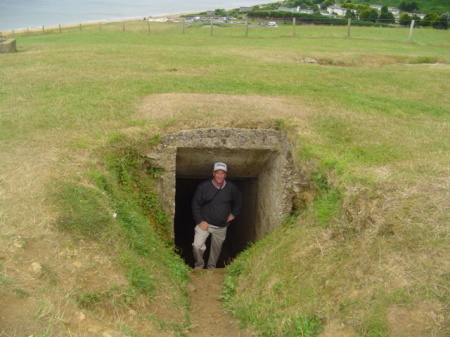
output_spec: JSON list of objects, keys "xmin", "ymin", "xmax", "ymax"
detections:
[
  {"xmin": 347, "ymin": 18, "xmax": 351, "ymax": 38},
  {"xmin": 293, "ymin": 17, "xmax": 296, "ymax": 36},
  {"xmin": 148, "ymin": 20, "xmax": 151, "ymax": 33},
  {"xmin": 123, "ymin": 21, "xmax": 125, "ymax": 32},
  {"xmin": 79, "ymin": 23, "xmax": 82, "ymax": 32},
  {"xmin": 182, "ymin": 19, "xmax": 185, "ymax": 35},
  {"xmin": 42, "ymin": 26, "xmax": 45, "ymax": 35},
  {"xmin": 409, "ymin": 20, "xmax": 415, "ymax": 42},
  {"xmin": 59, "ymin": 24, "xmax": 62, "ymax": 34},
  {"xmin": 210, "ymin": 18, "xmax": 213, "ymax": 36},
  {"xmin": 99, "ymin": 22, "xmax": 102, "ymax": 31}
]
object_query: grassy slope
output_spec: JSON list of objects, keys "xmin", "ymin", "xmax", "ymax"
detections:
[{"xmin": 1, "ymin": 23, "xmax": 449, "ymax": 336}]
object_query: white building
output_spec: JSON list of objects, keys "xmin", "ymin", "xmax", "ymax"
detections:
[
  {"xmin": 327, "ymin": 5, "xmax": 355, "ymax": 17},
  {"xmin": 410, "ymin": 12, "xmax": 426, "ymax": 19},
  {"xmin": 389, "ymin": 7, "xmax": 400, "ymax": 16},
  {"xmin": 278, "ymin": 7, "xmax": 298, "ymax": 12},
  {"xmin": 321, "ymin": 11, "xmax": 337, "ymax": 17},
  {"xmin": 299, "ymin": 9, "xmax": 315, "ymax": 14},
  {"xmin": 279, "ymin": 6, "xmax": 315, "ymax": 15},
  {"xmin": 370, "ymin": 5, "xmax": 383, "ymax": 10}
]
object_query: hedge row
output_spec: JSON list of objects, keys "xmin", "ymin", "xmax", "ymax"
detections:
[{"xmin": 247, "ymin": 10, "xmax": 387, "ymax": 27}]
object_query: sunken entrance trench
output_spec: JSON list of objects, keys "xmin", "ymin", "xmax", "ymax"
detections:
[{"xmin": 145, "ymin": 128, "xmax": 297, "ymax": 269}]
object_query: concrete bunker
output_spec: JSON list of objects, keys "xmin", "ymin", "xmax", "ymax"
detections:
[
  {"xmin": 145, "ymin": 128, "xmax": 299, "ymax": 267},
  {"xmin": 0, "ymin": 39, "xmax": 16, "ymax": 53}
]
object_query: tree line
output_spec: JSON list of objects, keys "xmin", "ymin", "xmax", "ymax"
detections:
[
  {"xmin": 243, "ymin": 1, "xmax": 448, "ymax": 29},
  {"xmin": 340, "ymin": 2, "xmax": 448, "ymax": 28},
  {"xmin": 205, "ymin": 1, "xmax": 448, "ymax": 29}
]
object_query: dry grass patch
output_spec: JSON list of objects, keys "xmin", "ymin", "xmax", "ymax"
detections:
[
  {"xmin": 136, "ymin": 93, "xmax": 318, "ymax": 132},
  {"xmin": 296, "ymin": 54, "xmax": 403, "ymax": 67},
  {"xmin": 388, "ymin": 302, "xmax": 448, "ymax": 336},
  {"xmin": 0, "ymin": 122, "xmax": 177, "ymax": 336},
  {"xmin": 0, "ymin": 145, "xmax": 63, "ymax": 236}
]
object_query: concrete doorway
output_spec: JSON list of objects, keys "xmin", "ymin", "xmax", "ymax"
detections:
[{"xmin": 145, "ymin": 128, "xmax": 299, "ymax": 267}]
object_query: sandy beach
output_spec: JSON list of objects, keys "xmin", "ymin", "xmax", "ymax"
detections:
[{"xmin": 0, "ymin": 11, "xmax": 198, "ymax": 36}]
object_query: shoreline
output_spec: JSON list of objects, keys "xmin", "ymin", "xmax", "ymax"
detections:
[{"xmin": 0, "ymin": 11, "xmax": 200, "ymax": 35}]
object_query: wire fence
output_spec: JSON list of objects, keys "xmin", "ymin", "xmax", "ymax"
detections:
[{"xmin": 1, "ymin": 17, "xmax": 448, "ymax": 45}]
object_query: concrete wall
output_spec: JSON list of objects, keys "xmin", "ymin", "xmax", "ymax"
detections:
[{"xmin": 0, "ymin": 39, "xmax": 16, "ymax": 53}]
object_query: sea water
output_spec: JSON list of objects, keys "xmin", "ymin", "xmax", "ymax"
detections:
[{"xmin": 0, "ymin": 0, "xmax": 264, "ymax": 31}]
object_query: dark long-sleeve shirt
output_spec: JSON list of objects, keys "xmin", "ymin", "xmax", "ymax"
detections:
[{"xmin": 191, "ymin": 180, "xmax": 242, "ymax": 228}]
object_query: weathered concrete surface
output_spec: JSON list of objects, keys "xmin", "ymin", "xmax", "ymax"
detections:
[
  {"xmin": 0, "ymin": 39, "xmax": 16, "ymax": 53},
  {"xmin": 145, "ymin": 128, "xmax": 301, "ymax": 241}
]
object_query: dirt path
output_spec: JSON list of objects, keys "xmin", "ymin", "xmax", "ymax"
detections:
[{"xmin": 188, "ymin": 269, "xmax": 255, "ymax": 337}]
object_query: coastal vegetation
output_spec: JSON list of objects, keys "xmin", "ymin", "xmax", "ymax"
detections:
[
  {"xmin": 1, "ymin": 20, "xmax": 449, "ymax": 336},
  {"xmin": 245, "ymin": 0, "xmax": 449, "ymax": 29},
  {"xmin": 267, "ymin": 0, "xmax": 449, "ymax": 14}
]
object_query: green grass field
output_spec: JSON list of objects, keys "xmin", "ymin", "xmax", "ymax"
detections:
[{"xmin": 1, "ymin": 22, "xmax": 449, "ymax": 336}]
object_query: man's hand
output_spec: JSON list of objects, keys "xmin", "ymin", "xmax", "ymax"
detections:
[
  {"xmin": 226, "ymin": 214, "xmax": 235, "ymax": 223},
  {"xmin": 198, "ymin": 221, "xmax": 209, "ymax": 231}
]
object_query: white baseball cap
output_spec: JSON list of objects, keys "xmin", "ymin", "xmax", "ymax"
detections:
[{"xmin": 213, "ymin": 162, "xmax": 227, "ymax": 172}]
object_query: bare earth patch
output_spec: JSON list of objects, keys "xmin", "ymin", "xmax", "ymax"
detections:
[
  {"xmin": 388, "ymin": 302, "xmax": 448, "ymax": 336},
  {"xmin": 188, "ymin": 269, "xmax": 256, "ymax": 337}
]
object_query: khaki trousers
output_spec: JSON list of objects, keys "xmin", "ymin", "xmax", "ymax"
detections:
[{"xmin": 192, "ymin": 225, "xmax": 227, "ymax": 269}]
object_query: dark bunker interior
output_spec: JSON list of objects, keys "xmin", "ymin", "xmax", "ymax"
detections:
[{"xmin": 174, "ymin": 177, "xmax": 257, "ymax": 268}]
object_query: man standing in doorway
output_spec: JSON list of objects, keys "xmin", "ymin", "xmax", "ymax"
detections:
[{"xmin": 191, "ymin": 162, "xmax": 242, "ymax": 269}]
